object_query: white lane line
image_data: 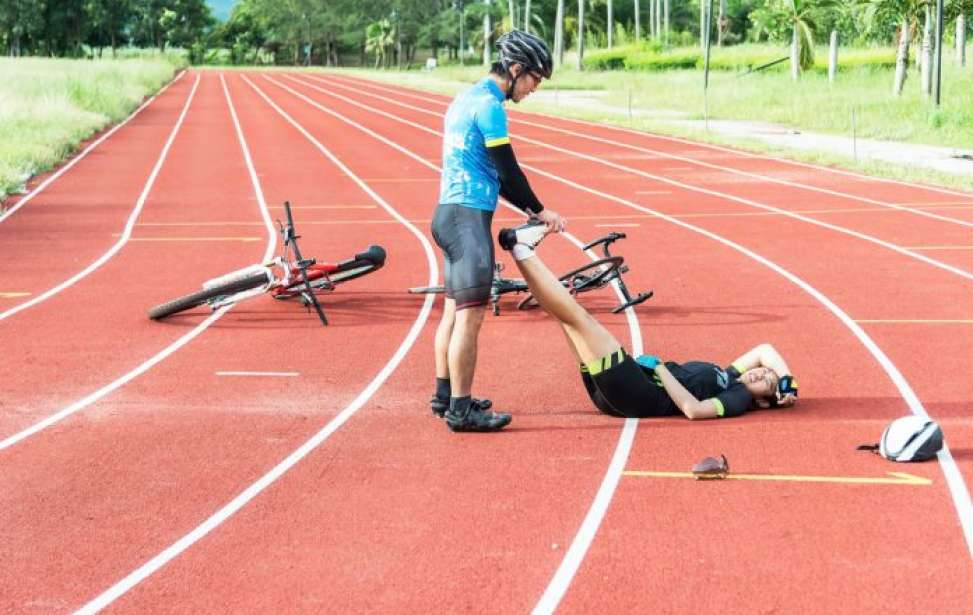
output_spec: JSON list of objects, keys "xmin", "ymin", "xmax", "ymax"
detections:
[
  {"xmin": 595, "ymin": 223, "xmax": 639, "ymax": 228},
  {"xmin": 0, "ymin": 73, "xmax": 272, "ymax": 452},
  {"xmin": 0, "ymin": 75, "xmax": 202, "ymax": 323},
  {"xmin": 215, "ymin": 371, "xmax": 299, "ymax": 377},
  {"xmin": 328, "ymin": 72, "xmax": 973, "ymax": 201},
  {"xmin": 75, "ymin": 72, "xmax": 439, "ymax": 614},
  {"xmin": 309, "ymin": 74, "xmax": 973, "ymax": 285},
  {"xmin": 0, "ymin": 292, "xmax": 30, "ymax": 298},
  {"xmin": 635, "ymin": 190, "xmax": 671, "ymax": 195},
  {"xmin": 325, "ymin": 73, "xmax": 973, "ymax": 228},
  {"xmin": 283, "ymin": 73, "xmax": 973, "ymax": 583},
  {"xmin": 266, "ymin": 74, "xmax": 648, "ymax": 615},
  {"xmin": 0, "ymin": 71, "xmax": 187, "ymax": 224}
]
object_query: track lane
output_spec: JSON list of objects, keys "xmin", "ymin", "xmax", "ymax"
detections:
[
  {"xmin": 326, "ymin": 72, "xmax": 973, "ymax": 211},
  {"xmin": 90, "ymin": 71, "xmax": 642, "ymax": 613},
  {"xmin": 0, "ymin": 73, "xmax": 265, "ymax": 443},
  {"xmin": 91, "ymin": 71, "xmax": 964, "ymax": 607},
  {"xmin": 0, "ymin": 70, "xmax": 186, "ymax": 225},
  {"xmin": 0, "ymin": 72, "xmax": 199, "ymax": 317},
  {"xmin": 0, "ymin": 70, "xmax": 435, "ymax": 612},
  {"xmin": 312, "ymin": 73, "xmax": 973, "ymax": 277},
  {"xmin": 265, "ymin": 73, "xmax": 973, "ymax": 608}
]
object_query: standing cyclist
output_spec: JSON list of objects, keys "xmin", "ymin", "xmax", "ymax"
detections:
[{"xmin": 430, "ymin": 30, "xmax": 566, "ymax": 432}]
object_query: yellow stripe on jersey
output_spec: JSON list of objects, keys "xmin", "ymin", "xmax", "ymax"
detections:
[{"xmin": 485, "ymin": 136, "xmax": 511, "ymax": 147}]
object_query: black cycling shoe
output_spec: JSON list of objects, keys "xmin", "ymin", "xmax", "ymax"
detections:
[
  {"xmin": 445, "ymin": 403, "xmax": 512, "ymax": 432},
  {"xmin": 430, "ymin": 396, "xmax": 492, "ymax": 418}
]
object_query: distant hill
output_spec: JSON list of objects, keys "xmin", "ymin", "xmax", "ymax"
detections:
[{"xmin": 207, "ymin": 0, "xmax": 237, "ymax": 22}]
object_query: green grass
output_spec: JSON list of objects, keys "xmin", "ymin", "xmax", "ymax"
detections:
[
  {"xmin": 0, "ymin": 56, "xmax": 184, "ymax": 204},
  {"xmin": 333, "ymin": 45, "xmax": 973, "ymax": 192}
]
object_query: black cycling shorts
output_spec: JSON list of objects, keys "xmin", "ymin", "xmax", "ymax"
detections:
[
  {"xmin": 580, "ymin": 349, "xmax": 669, "ymax": 418},
  {"xmin": 431, "ymin": 203, "xmax": 494, "ymax": 310}
]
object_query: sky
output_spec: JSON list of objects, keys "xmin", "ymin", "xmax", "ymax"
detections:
[{"xmin": 207, "ymin": 0, "xmax": 237, "ymax": 22}]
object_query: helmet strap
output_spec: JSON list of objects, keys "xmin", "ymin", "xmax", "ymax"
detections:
[{"xmin": 505, "ymin": 65, "xmax": 522, "ymax": 100}]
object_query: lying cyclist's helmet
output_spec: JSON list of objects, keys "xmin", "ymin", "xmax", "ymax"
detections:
[{"xmin": 496, "ymin": 30, "xmax": 553, "ymax": 79}]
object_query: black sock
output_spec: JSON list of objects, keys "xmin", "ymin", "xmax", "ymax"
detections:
[
  {"xmin": 449, "ymin": 395, "xmax": 472, "ymax": 416},
  {"xmin": 435, "ymin": 378, "xmax": 451, "ymax": 400}
]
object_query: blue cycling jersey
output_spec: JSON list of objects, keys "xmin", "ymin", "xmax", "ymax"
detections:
[{"xmin": 438, "ymin": 77, "xmax": 509, "ymax": 212}]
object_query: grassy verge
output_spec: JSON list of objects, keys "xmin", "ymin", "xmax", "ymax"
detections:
[
  {"xmin": 330, "ymin": 48, "xmax": 973, "ymax": 193},
  {"xmin": 0, "ymin": 55, "xmax": 185, "ymax": 205}
]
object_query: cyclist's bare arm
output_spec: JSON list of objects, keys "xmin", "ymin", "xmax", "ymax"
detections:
[
  {"xmin": 730, "ymin": 343, "xmax": 791, "ymax": 379},
  {"xmin": 653, "ymin": 363, "xmax": 720, "ymax": 420}
]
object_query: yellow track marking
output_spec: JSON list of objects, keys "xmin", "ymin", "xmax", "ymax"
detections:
[
  {"xmin": 856, "ymin": 319, "xmax": 973, "ymax": 324},
  {"xmin": 623, "ymin": 470, "xmax": 932, "ymax": 486},
  {"xmin": 269, "ymin": 204, "xmax": 376, "ymax": 209},
  {"xmin": 901, "ymin": 245, "xmax": 973, "ymax": 250},
  {"xmin": 0, "ymin": 292, "xmax": 30, "ymax": 298},
  {"xmin": 125, "ymin": 236, "xmax": 262, "ymax": 242},
  {"xmin": 360, "ymin": 177, "xmax": 439, "ymax": 182}
]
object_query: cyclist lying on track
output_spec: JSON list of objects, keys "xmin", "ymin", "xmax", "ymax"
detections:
[{"xmin": 497, "ymin": 222, "xmax": 799, "ymax": 419}]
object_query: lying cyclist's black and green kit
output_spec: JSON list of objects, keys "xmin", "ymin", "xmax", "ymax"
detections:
[{"xmin": 580, "ymin": 349, "xmax": 753, "ymax": 419}]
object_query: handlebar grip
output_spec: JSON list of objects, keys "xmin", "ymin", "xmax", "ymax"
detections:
[{"xmin": 582, "ymin": 232, "xmax": 626, "ymax": 252}]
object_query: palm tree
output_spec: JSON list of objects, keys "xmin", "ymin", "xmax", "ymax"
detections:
[
  {"xmin": 750, "ymin": 0, "xmax": 826, "ymax": 80},
  {"xmin": 859, "ymin": 0, "xmax": 922, "ymax": 95},
  {"xmin": 555, "ymin": 0, "xmax": 566, "ymax": 65},
  {"xmin": 365, "ymin": 18, "xmax": 394, "ymax": 68},
  {"xmin": 483, "ymin": 0, "xmax": 492, "ymax": 65},
  {"xmin": 634, "ymin": 0, "xmax": 641, "ymax": 40},
  {"xmin": 920, "ymin": 0, "xmax": 933, "ymax": 96},
  {"xmin": 607, "ymin": 0, "xmax": 613, "ymax": 48},
  {"xmin": 525, "ymin": 0, "xmax": 532, "ymax": 32},
  {"xmin": 577, "ymin": 0, "xmax": 586, "ymax": 69}
]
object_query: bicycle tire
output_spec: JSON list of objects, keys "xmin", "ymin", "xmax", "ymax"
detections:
[
  {"xmin": 326, "ymin": 261, "xmax": 380, "ymax": 284},
  {"xmin": 147, "ymin": 271, "xmax": 269, "ymax": 320},
  {"xmin": 517, "ymin": 256, "xmax": 624, "ymax": 309}
]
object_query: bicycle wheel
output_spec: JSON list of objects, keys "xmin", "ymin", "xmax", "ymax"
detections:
[
  {"xmin": 147, "ymin": 271, "xmax": 269, "ymax": 320},
  {"xmin": 517, "ymin": 256, "xmax": 624, "ymax": 309}
]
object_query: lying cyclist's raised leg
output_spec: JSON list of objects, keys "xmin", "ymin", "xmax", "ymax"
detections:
[
  {"xmin": 512, "ymin": 250, "xmax": 621, "ymax": 365},
  {"xmin": 500, "ymin": 223, "xmax": 664, "ymax": 417}
]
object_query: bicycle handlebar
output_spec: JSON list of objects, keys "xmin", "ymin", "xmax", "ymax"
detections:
[
  {"xmin": 582, "ymin": 232, "xmax": 626, "ymax": 253},
  {"xmin": 281, "ymin": 201, "xmax": 328, "ymax": 326}
]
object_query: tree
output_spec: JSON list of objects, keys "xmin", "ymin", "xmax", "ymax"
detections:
[
  {"xmin": 859, "ymin": 0, "xmax": 923, "ymax": 95},
  {"xmin": 607, "ymin": 0, "xmax": 613, "ymax": 47},
  {"xmin": 365, "ymin": 17, "xmax": 394, "ymax": 67},
  {"xmin": 85, "ymin": 0, "xmax": 131, "ymax": 56},
  {"xmin": 577, "ymin": 0, "xmax": 585, "ymax": 69},
  {"xmin": 749, "ymin": 0, "xmax": 828, "ymax": 79}
]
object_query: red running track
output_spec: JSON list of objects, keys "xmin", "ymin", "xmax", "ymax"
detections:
[{"xmin": 0, "ymin": 70, "xmax": 970, "ymax": 613}]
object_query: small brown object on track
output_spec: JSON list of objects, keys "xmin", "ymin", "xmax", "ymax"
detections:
[{"xmin": 692, "ymin": 454, "xmax": 729, "ymax": 480}]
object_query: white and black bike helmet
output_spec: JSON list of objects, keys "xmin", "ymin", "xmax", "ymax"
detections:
[{"xmin": 495, "ymin": 30, "xmax": 553, "ymax": 98}]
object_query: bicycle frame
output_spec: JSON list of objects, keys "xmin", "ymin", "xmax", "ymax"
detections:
[{"xmin": 200, "ymin": 203, "xmax": 333, "ymax": 324}]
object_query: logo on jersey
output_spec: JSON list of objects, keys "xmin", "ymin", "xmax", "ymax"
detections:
[{"xmin": 714, "ymin": 367, "xmax": 729, "ymax": 390}]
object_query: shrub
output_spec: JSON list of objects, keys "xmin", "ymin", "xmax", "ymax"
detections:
[{"xmin": 625, "ymin": 50, "xmax": 701, "ymax": 70}]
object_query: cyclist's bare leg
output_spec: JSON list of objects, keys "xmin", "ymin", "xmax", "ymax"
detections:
[
  {"xmin": 513, "ymin": 255, "xmax": 621, "ymax": 364},
  {"xmin": 448, "ymin": 304, "xmax": 486, "ymax": 396},
  {"xmin": 434, "ymin": 297, "xmax": 456, "ymax": 380}
]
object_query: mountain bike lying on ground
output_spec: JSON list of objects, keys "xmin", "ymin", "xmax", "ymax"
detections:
[
  {"xmin": 148, "ymin": 202, "xmax": 386, "ymax": 326},
  {"xmin": 409, "ymin": 231, "xmax": 652, "ymax": 316}
]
